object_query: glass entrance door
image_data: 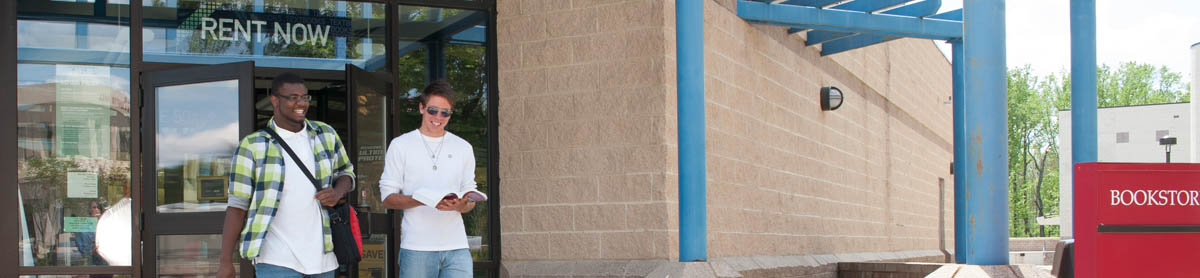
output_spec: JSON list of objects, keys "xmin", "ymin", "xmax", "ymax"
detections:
[
  {"xmin": 345, "ymin": 65, "xmax": 395, "ymax": 278},
  {"xmin": 141, "ymin": 61, "xmax": 255, "ymax": 278}
]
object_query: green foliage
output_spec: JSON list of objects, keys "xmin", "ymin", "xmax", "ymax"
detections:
[
  {"xmin": 1006, "ymin": 66, "xmax": 1060, "ymax": 237},
  {"xmin": 1006, "ymin": 62, "xmax": 1190, "ymax": 237}
]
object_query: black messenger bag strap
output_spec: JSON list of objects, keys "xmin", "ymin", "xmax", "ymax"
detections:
[
  {"xmin": 262, "ymin": 127, "xmax": 323, "ymax": 192},
  {"xmin": 262, "ymin": 127, "xmax": 362, "ymax": 265}
]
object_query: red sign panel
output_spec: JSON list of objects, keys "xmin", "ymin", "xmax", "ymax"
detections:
[{"xmin": 1075, "ymin": 163, "xmax": 1200, "ymax": 278}]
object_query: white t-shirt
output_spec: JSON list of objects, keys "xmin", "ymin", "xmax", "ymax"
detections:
[
  {"xmin": 379, "ymin": 130, "xmax": 477, "ymax": 251},
  {"xmin": 256, "ymin": 124, "xmax": 338, "ymax": 274}
]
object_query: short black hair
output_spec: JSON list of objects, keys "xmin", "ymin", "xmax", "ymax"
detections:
[
  {"xmin": 420, "ymin": 79, "xmax": 456, "ymax": 107},
  {"xmin": 271, "ymin": 72, "xmax": 306, "ymax": 95}
]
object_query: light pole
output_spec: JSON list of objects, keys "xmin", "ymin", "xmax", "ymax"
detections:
[{"xmin": 1159, "ymin": 136, "xmax": 1177, "ymax": 163}]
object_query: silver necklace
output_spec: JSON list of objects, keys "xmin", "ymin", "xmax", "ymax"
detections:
[{"xmin": 420, "ymin": 134, "xmax": 445, "ymax": 171}]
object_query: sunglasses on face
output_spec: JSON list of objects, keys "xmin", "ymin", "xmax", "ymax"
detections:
[{"xmin": 425, "ymin": 106, "xmax": 453, "ymax": 118}]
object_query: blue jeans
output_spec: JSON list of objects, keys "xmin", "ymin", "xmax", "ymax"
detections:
[
  {"xmin": 253, "ymin": 263, "xmax": 334, "ymax": 278},
  {"xmin": 397, "ymin": 248, "xmax": 472, "ymax": 278}
]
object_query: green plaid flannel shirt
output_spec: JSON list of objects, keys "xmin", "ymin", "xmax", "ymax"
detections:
[{"xmin": 226, "ymin": 118, "xmax": 355, "ymax": 259}]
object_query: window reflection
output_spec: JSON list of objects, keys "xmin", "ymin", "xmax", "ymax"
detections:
[
  {"xmin": 396, "ymin": 4, "xmax": 491, "ymax": 262},
  {"xmin": 17, "ymin": 0, "xmax": 132, "ymax": 267},
  {"xmin": 155, "ymin": 80, "xmax": 240, "ymax": 213},
  {"xmin": 17, "ymin": 64, "xmax": 133, "ymax": 267}
]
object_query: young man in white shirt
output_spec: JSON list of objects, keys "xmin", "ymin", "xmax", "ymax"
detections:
[
  {"xmin": 217, "ymin": 73, "xmax": 356, "ymax": 278},
  {"xmin": 379, "ymin": 80, "xmax": 481, "ymax": 277}
]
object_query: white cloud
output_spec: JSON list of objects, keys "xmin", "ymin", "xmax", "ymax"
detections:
[{"xmin": 157, "ymin": 123, "xmax": 240, "ymax": 168}]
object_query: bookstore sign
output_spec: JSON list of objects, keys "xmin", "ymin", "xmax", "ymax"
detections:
[{"xmin": 1074, "ymin": 163, "xmax": 1200, "ymax": 278}]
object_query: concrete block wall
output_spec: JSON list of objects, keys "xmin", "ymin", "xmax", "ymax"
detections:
[
  {"xmin": 700, "ymin": 0, "xmax": 954, "ymax": 257},
  {"xmin": 498, "ymin": 0, "xmax": 955, "ymax": 271},
  {"xmin": 496, "ymin": 0, "xmax": 679, "ymax": 262}
]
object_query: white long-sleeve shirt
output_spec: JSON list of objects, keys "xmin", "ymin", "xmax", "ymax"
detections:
[{"xmin": 378, "ymin": 130, "xmax": 477, "ymax": 251}]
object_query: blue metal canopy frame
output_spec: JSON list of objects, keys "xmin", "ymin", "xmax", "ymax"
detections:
[
  {"xmin": 738, "ymin": 0, "xmax": 962, "ymax": 55},
  {"xmin": 724, "ymin": 0, "xmax": 1011, "ymax": 265}
]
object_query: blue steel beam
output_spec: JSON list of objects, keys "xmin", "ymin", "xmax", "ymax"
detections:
[
  {"xmin": 884, "ymin": 0, "xmax": 943, "ymax": 17},
  {"xmin": 828, "ymin": 0, "xmax": 910, "ymax": 13},
  {"xmin": 820, "ymin": 35, "xmax": 894, "ymax": 56},
  {"xmin": 951, "ymin": 39, "xmax": 967, "ymax": 264},
  {"xmin": 929, "ymin": 9, "xmax": 962, "ymax": 21},
  {"xmin": 807, "ymin": 31, "xmax": 858, "ymax": 46},
  {"xmin": 676, "ymin": 0, "xmax": 707, "ymax": 262},
  {"xmin": 787, "ymin": 0, "xmax": 916, "ymax": 35},
  {"xmin": 780, "ymin": 0, "xmax": 845, "ymax": 7},
  {"xmin": 803, "ymin": 0, "xmax": 908, "ymax": 47},
  {"xmin": 738, "ymin": 0, "xmax": 963, "ymax": 41},
  {"xmin": 814, "ymin": 0, "xmax": 942, "ymax": 55},
  {"xmin": 784, "ymin": 0, "xmax": 853, "ymax": 34},
  {"xmin": 963, "ymin": 0, "xmax": 1009, "ymax": 265}
]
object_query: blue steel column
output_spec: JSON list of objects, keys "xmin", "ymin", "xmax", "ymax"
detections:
[
  {"xmin": 962, "ymin": 0, "xmax": 1009, "ymax": 264},
  {"xmin": 677, "ymin": 0, "xmax": 707, "ymax": 262},
  {"xmin": 951, "ymin": 39, "xmax": 967, "ymax": 264},
  {"xmin": 1070, "ymin": 0, "xmax": 1097, "ymax": 242}
]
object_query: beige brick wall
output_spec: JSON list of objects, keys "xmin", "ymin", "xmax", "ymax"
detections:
[
  {"xmin": 497, "ymin": 0, "xmax": 678, "ymax": 261},
  {"xmin": 499, "ymin": 0, "xmax": 954, "ymax": 262}
]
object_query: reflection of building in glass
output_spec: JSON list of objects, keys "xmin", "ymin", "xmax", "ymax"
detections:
[{"xmin": 16, "ymin": 63, "xmax": 132, "ymax": 267}]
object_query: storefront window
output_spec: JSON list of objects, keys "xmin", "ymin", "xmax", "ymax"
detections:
[
  {"xmin": 17, "ymin": 0, "xmax": 132, "ymax": 267},
  {"xmin": 142, "ymin": 0, "xmax": 386, "ymax": 71},
  {"xmin": 395, "ymin": 4, "xmax": 491, "ymax": 262},
  {"xmin": 154, "ymin": 80, "xmax": 239, "ymax": 213}
]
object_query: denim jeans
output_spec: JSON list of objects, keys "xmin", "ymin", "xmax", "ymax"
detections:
[
  {"xmin": 253, "ymin": 263, "xmax": 335, "ymax": 278},
  {"xmin": 397, "ymin": 248, "xmax": 472, "ymax": 278}
]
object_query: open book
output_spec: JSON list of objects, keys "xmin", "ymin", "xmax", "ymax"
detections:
[{"xmin": 412, "ymin": 188, "xmax": 488, "ymax": 207}]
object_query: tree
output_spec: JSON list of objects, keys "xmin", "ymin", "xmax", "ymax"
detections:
[
  {"xmin": 1007, "ymin": 66, "xmax": 1059, "ymax": 237},
  {"xmin": 1006, "ymin": 62, "xmax": 1190, "ymax": 237}
]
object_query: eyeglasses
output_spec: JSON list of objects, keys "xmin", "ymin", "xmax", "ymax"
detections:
[
  {"xmin": 275, "ymin": 94, "xmax": 312, "ymax": 103},
  {"xmin": 425, "ymin": 106, "xmax": 453, "ymax": 118}
]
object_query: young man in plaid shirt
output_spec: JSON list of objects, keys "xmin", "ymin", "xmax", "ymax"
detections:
[{"xmin": 217, "ymin": 73, "xmax": 356, "ymax": 278}]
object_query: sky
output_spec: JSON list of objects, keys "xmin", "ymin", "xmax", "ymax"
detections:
[{"xmin": 934, "ymin": 0, "xmax": 1200, "ymax": 81}]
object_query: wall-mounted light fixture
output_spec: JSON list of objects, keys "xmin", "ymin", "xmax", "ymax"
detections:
[{"xmin": 820, "ymin": 86, "xmax": 844, "ymax": 111}]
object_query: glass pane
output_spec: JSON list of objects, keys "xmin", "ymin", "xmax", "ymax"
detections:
[
  {"xmin": 396, "ymin": 4, "xmax": 491, "ymax": 262},
  {"xmin": 17, "ymin": 1, "xmax": 132, "ymax": 65},
  {"xmin": 447, "ymin": 28, "xmax": 490, "ymax": 265},
  {"xmin": 353, "ymin": 79, "xmax": 389, "ymax": 213},
  {"xmin": 357, "ymin": 234, "xmax": 389, "ymax": 278},
  {"xmin": 155, "ymin": 80, "xmax": 239, "ymax": 213},
  {"xmin": 396, "ymin": 43, "xmax": 427, "ymax": 119},
  {"xmin": 142, "ymin": 0, "xmax": 387, "ymax": 71},
  {"xmin": 157, "ymin": 234, "xmax": 239, "ymax": 277},
  {"xmin": 17, "ymin": 0, "xmax": 133, "ymax": 268},
  {"xmin": 17, "ymin": 64, "xmax": 133, "ymax": 267}
]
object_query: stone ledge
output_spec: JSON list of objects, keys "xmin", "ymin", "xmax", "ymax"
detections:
[
  {"xmin": 926, "ymin": 264, "xmax": 1054, "ymax": 278},
  {"xmin": 501, "ymin": 250, "xmax": 946, "ymax": 278}
]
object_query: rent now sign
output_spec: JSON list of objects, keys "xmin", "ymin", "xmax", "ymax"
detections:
[
  {"xmin": 1075, "ymin": 163, "xmax": 1200, "ymax": 278},
  {"xmin": 187, "ymin": 10, "xmax": 353, "ymax": 47}
]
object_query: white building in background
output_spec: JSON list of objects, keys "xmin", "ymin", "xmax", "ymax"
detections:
[
  {"xmin": 1058, "ymin": 42, "xmax": 1200, "ymax": 239},
  {"xmin": 1057, "ymin": 102, "xmax": 1192, "ymax": 238},
  {"xmin": 1192, "ymin": 42, "xmax": 1200, "ymax": 160}
]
